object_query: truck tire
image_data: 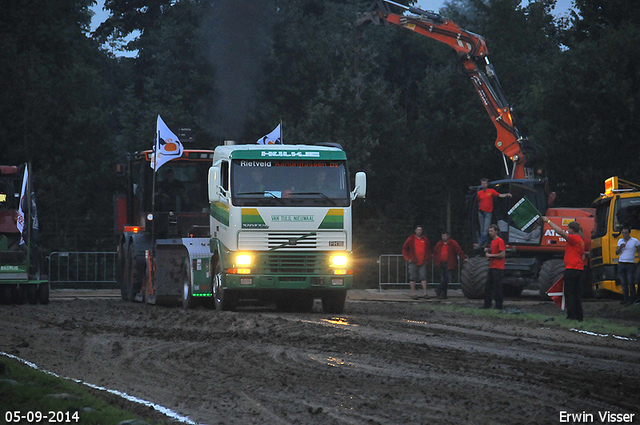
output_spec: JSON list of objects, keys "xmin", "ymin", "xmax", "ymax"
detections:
[
  {"xmin": 182, "ymin": 259, "xmax": 195, "ymax": 310},
  {"xmin": 38, "ymin": 283, "xmax": 50, "ymax": 305},
  {"xmin": 322, "ymin": 291, "xmax": 346, "ymax": 314},
  {"xmin": 538, "ymin": 259, "xmax": 564, "ymax": 300},
  {"xmin": 213, "ymin": 262, "xmax": 236, "ymax": 311},
  {"xmin": 461, "ymin": 257, "xmax": 489, "ymax": 299}
]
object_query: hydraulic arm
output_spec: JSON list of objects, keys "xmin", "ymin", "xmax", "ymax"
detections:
[{"xmin": 357, "ymin": 0, "xmax": 536, "ymax": 179}]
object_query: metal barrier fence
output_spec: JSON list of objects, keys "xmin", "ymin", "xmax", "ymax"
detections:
[
  {"xmin": 47, "ymin": 252, "xmax": 118, "ymax": 288},
  {"xmin": 377, "ymin": 254, "xmax": 462, "ymax": 292}
]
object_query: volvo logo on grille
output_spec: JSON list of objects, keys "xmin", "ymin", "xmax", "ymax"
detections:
[{"xmin": 289, "ymin": 238, "xmax": 298, "ymax": 245}]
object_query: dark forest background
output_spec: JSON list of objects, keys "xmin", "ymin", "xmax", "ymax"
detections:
[{"xmin": 2, "ymin": 0, "xmax": 639, "ymax": 284}]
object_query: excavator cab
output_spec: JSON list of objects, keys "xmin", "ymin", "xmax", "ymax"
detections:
[{"xmin": 469, "ymin": 178, "xmax": 549, "ymax": 247}]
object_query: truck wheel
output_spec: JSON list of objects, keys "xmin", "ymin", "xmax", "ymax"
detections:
[
  {"xmin": 38, "ymin": 283, "xmax": 50, "ymax": 305},
  {"xmin": 213, "ymin": 262, "xmax": 236, "ymax": 311},
  {"xmin": 27, "ymin": 285, "xmax": 38, "ymax": 304},
  {"xmin": 538, "ymin": 259, "xmax": 564, "ymax": 300},
  {"xmin": 461, "ymin": 257, "xmax": 489, "ymax": 299},
  {"xmin": 182, "ymin": 260, "xmax": 195, "ymax": 310},
  {"xmin": 322, "ymin": 291, "xmax": 346, "ymax": 314}
]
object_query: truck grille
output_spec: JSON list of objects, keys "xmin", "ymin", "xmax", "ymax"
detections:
[
  {"xmin": 259, "ymin": 253, "xmax": 325, "ymax": 274},
  {"xmin": 238, "ymin": 231, "xmax": 346, "ymax": 251}
]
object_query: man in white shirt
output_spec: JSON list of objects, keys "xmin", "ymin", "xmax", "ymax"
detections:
[{"xmin": 615, "ymin": 226, "xmax": 640, "ymax": 305}]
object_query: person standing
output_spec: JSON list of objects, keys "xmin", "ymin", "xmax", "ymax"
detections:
[
  {"xmin": 482, "ymin": 224, "xmax": 506, "ymax": 309},
  {"xmin": 615, "ymin": 226, "xmax": 640, "ymax": 305},
  {"xmin": 477, "ymin": 178, "xmax": 512, "ymax": 247},
  {"xmin": 433, "ymin": 231, "xmax": 468, "ymax": 299},
  {"xmin": 402, "ymin": 225, "xmax": 432, "ymax": 299},
  {"xmin": 543, "ymin": 216, "xmax": 585, "ymax": 321}
]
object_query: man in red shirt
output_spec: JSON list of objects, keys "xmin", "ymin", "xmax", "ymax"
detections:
[
  {"xmin": 482, "ymin": 224, "xmax": 506, "ymax": 309},
  {"xmin": 433, "ymin": 231, "xmax": 468, "ymax": 299},
  {"xmin": 542, "ymin": 216, "xmax": 585, "ymax": 321},
  {"xmin": 402, "ymin": 225, "xmax": 432, "ymax": 299},
  {"xmin": 477, "ymin": 178, "xmax": 512, "ymax": 247}
]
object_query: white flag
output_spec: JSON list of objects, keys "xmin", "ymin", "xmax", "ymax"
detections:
[
  {"xmin": 16, "ymin": 164, "xmax": 28, "ymax": 244},
  {"xmin": 256, "ymin": 123, "xmax": 282, "ymax": 145},
  {"xmin": 151, "ymin": 115, "xmax": 184, "ymax": 171}
]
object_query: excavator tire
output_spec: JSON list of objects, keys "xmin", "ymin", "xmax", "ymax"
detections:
[
  {"xmin": 538, "ymin": 259, "xmax": 564, "ymax": 300},
  {"xmin": 461, "ymin": 257, "xmax": 489, "ymax": 299}
]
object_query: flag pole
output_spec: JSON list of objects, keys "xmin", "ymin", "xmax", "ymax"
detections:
[{"xmin": 280, "ymin": 119, "xmax": 283, "ymax": 145}]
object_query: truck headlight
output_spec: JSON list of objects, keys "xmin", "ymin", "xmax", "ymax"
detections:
[
  {"xmin": 330, "ymin": 255, "xmax": 348, "ymax": 267},
  {"xmin": 235, "ymin": 253, "xmax": 252, "ymax": 266}
]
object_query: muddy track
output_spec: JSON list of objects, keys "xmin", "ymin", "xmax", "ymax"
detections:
[{"xmin": 1, "ymin": 297, "xmax": 640, "ymax": 425}]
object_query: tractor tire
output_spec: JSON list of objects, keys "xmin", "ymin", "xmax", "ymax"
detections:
[
  {"xmin": 125, "ymin": 245, "xmax": 145, "ymax": 302},
  {"xmin": 322, "ymin": 291, "xmax": 346, "ymax": 314},
  {"xmin": 213, "ymin": 261, "xmax": 236, "ymax": 311},
  {"xmin": 182, "ymin": 259, "xmax": 195, "ymax": 310},
  {"xmin": 12, "ymin": 285, "xmax": 25, "ymax": 305},
  {"xmin": 38, "ymin": 283, "xmax": 50, "ymax": 305},
  {"xmin": 461, "ymin": 257, "xmax": 489, "ymax": 299},
  {"xmin": 538, "ymin": 259, "xmax": 564, "ymax": 300},
  {"xmin": 1, "ymin": 284, "xmax": 12, "ymax": 304},
  {"xmin": 118, "ymin": 243, "xmax": 128, "ymax": 301},
  {"xmin": 27, "ymin": 285, "xmax": 38, "ymax": 304}
]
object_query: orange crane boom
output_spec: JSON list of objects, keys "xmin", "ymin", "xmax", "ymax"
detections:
[{"xmin": 357, "ymin": 0, "xmax": 536, "ymax": 179}]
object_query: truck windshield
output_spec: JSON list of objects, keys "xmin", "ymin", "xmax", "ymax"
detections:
[
  {"xmin": 613, "ymin": 197, "xmax": 640, "ymax": 232},
  {"xmin": 231, "ymin": 159, "xmax": 350, "ymax": 207}
]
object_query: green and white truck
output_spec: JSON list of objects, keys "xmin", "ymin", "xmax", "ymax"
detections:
[{"xmin": 205, "ymin": 142, "xmax": 366, "ymax": 313}]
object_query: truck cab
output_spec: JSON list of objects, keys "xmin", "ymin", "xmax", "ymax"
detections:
[{"xmin": 207, "ymin": 142, "xmax": 366, "ymax": 313}]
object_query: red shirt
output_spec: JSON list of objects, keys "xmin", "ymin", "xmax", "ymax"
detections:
[
  {"xmin": 478, "ymin": 188, "xmax": 500, "ymax": 213},
  {"xmin": 402, "ymin": 235, "xmax": 432, "ymax": 266},
  {"xmin": 564, "ymin": 233, "xmax": 585, "ymax": 270},
  {"xmin": 433, "ymin": 239, "xmax": 468, "ymax": 270},
  {"xmin": 489, "ymin": 237, "xmax": 506, "ymax": 269}
]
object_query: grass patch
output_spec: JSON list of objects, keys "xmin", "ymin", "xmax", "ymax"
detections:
[
  {"xmin": 0, "ymin": 356, "xmax": 171, "ymax": 424},
  {"xmin": 418, "ymin": 303, "xmax": 640, "ymax": 338}
]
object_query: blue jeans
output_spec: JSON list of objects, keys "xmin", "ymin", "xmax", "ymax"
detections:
[
  {"xmin": 617, "ymin": 262, "xmax": 637, "ymax": 301},
  {"xmin": 478, "ymin": 210, "xmax": 492, "ymax": 245}
]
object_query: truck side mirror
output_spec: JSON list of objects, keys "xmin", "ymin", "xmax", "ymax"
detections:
[
  {"xmin": 208, "ymin": 166, "xmax": 221, "ymax": 203},
  {"xmin": 353, "ymin": 172, "xmax": 367, "ymax": 199}
]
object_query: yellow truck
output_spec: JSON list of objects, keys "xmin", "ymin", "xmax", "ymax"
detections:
[{"xmin": 590, "ymin": 177, "xmax": 640, "ymax": 296}]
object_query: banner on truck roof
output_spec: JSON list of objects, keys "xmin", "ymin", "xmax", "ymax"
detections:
[
  {"xmin": 256, "ymin": 123, "xmax": 282, "ymax": 145},
  {"xmin": 151, "ymin": 115, "xmax": 184, "ymax": 171}
]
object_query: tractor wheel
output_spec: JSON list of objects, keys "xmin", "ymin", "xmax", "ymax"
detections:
[
  {"xmin": 38, "ymin": 283, "xmax": 50, "ymax": 305},
  {"xmin": 12, "ymin": 285, "xmax": 25, "ymax": 305},
  {"xmin": 213, "ymin": 261, "xmax": 236, "ymax": 311},
  {"xmin": 27, "ymin": 285, "xmax": 38, "ymax": 304},
  {"xmin": 1, "ymin": 285, "xmax": 12, "ymax": 304},
  {"xmin": 461, "ymin": 257, "xmax": 490, "ymax": 299},
  {"xmin": 118, "ymin": 243, "xmax": 128, "ymax": 300},
  {"xmin": 322, "ymin": 291, "xmax": 346, "ymax": 314},
  {"xmin": 538, "ymin": 259, "xmax": 565, "ymax": 300},
  {"xmin": 182, "ymin": 259, "xmax": 195, "ymax": 310}
]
